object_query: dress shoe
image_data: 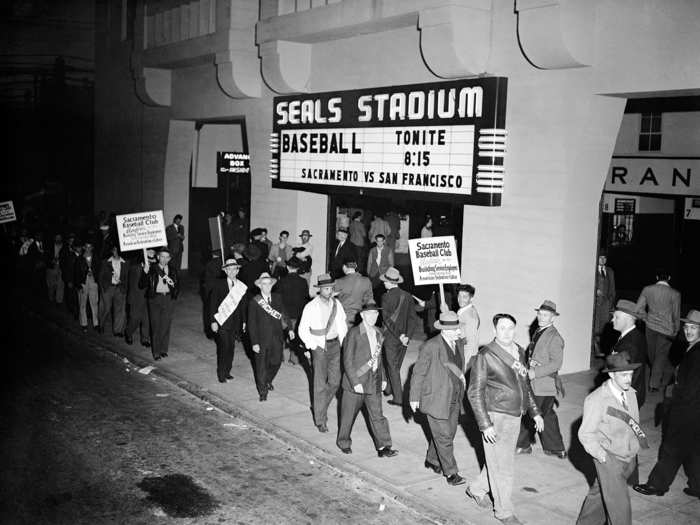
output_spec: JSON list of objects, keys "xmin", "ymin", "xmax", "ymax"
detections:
[
  {"xmin": 141, "ymin": 340, "xmax": 151, "ymax": 348},
  {"xmin": 218, "ymin": 378, "xmax": 227, "ymax": 383},
  {"xmin": 267, "ymin": 383, "xmax": 274, "ymax": 391},
  {"xmin": 683, "ymin": 487, "xmax": 700, "ymax": 498},
  {"xmin": 124, "ymin": 334, "xmax": 133, "ymax": 345},
  {"xmin": 633, "ymin": 483, "xmax": 667, "ymax": 496},
  {"xmin": 387, "ymin": 400, "xmax": 402, "ymax": 407},
  {"xmin": 259, "ymin": 392, "xmax": 268, "ymax": 402},
  {"xmin": 515, "ymin": 446, "xmax": 532, "ymax": 455},
  {"xmin": 153, "ymin": 355, "xmax": 162, "ymax": 361},
  {"xmin": 340, "ymin": 447, "xmax": 352, "ymax": 454},
  {"xmin": 225, "ymin": 375, "xmax": 234, "ymax": 380},
  {"xmin": 377, "ymin": 447, "xmax": 398, "ymax": 458},
  {"xmin": 543, "ymin": 449, "xmax": 568, "ymax": 459},
  {"xmin": 424, "ymin": 461, "xmax": 442, "ymax": 474},
  {"xmin": 317, "ymin": 423, "xmax": 328, "ymax": 433},
  {"xmin": 161, "ymin": 353, "xmax": 168, "ymax": 358},
  {"xmin": 446, "ymin": 473, "xmax": 466, "ymax": 486},
  {"xmin": 465, "ymin": 486, "xmax": 492, "ymax": 509}
]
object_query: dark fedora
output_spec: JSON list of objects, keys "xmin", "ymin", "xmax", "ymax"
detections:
[
  {"xmin": 314, "ymin": 273, "xmax": 335, "ymax": 288},
  {"xmin": 299, "ymin": 229, "xmax": 312, "ymax": 237},
  {"xmin": 535, "ymin": 299, "xmax": 560, "ymax": 316},
  {"xmin": 434, "ymin": 311, "xmax": 461, "ymax": 331},
  {"xmin": 286, "ymin": 257, "xmax": 301, "ymax": 269},
  {"xmin": 602, "ymin": 351, "xmax": 641, "ymax": 373},
  {"xmin": 156, "ymin": 246, "xmax": 170, "ymax": 254},
  {"xmin": 360, "ymin": 301, "xmax": 381, "ymax": 313},
  {"xmin": 612, "ymin": 299, "xmax": 640, "ymax": 318}
]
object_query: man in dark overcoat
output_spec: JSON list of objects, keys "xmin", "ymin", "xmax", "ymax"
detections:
[
  {"xmin": 611, "ymin": 299, "xmax": 648, "ymax": 407},
  {"xmin": 593, "ymin": 253, "xmax": 616, "ymax": 356}
]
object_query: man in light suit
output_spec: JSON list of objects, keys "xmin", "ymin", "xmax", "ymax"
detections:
[
  {"xmin": 336, "ymin": 302, "xmax": 398, "ymax": 457},
  {"xmin": 594, "ymin": 254, "xmax": 616, "ymax": 356},
  {"xmin": 636, "ymin": 269, "xmax": 681, "ymax": 391},
  {"xmin": 516, "ymin": 300, "xmax": 567, "ymax": 458},
  {"xmin": 410, "ymin": 311, "xmax": 468, "ymax": 486},
  {"xmin": 611, "ymin": 299, "xmax": 648, "ymax": 407},
  {"xmin": 166, "ymin": 214, "xmax": 185, "ymax": 270},
  {"xmin": 333, "ymin": 258, "xmax": 373, "ymax": 329}
]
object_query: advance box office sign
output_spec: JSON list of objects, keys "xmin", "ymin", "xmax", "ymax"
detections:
[{"xmin": 270, "ymin": 77, "xmax": 508, "ymax": 206}]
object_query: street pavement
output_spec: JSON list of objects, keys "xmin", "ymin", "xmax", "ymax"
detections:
[
  {"xmin": 26, "ymin": 276, "xmax": 700, "ymax": 524},
  {"xmin": 1, "ymin": 305, "xmax": 431, "ymax": 524}
]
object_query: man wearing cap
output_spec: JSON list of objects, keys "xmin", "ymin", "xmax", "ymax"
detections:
[
  {"xmin": 466, "ymin": 314, "xmax": 542, "ymax": 525},
  {"xmin": 330, "ymin": 227, "xmax": 356, "ymax": 279},
  {"xmin": 516, "ymin": 300, "xmax": 567, "ymax": 458},
  {"xmin": 577, "ymin": 351, "xmax": 647, "ymax": 525},
  {"xmin": 380, "ymin": 266, "xmax": 421, "ymax": 406},
  {"xmin": 634, "ymin": 309, "xmax": 700, "ymax": 500},
  {"xmin": 298, "ymin": 274, "xmax": 348, "ymax": 432},
  {"xmin": 337, "ymin": 302, "xmax": 398, "ymax": 458},
  {"xmin": 274, "ymin": 257, "xmax": 310, "ymax": 365},
  {"xmin": 334, "ymin": 258, "xmax": 374, "ymax": 329},
  {"xmin": 247, "ymin": 272, "xmax": 293, "ymax": 401},
  {"xmin": 139, "ymin": 247, "xmax": 180, "ymax": 360},
  {"xmin": 611, "ymin": 299, "xmax": 648, "ymax": 407},
  {"xmin": 594, "ymin": 253, "xmax": 616, "ymax": 356},
  {"xmin": 635, "ymin": 269, "xmax": 681, "ymax": 392},
  {"xmin": 209, "ymin": 259, "xmax": 248, "ymax": 383},
  {"xmin": 410, "ymin": 311, "xmax": 468, "ymax": 485}
]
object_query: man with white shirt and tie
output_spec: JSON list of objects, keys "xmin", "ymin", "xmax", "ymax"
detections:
[
  {"xmin": 330, "ymin": 227, "xmax": 355, "ymax": 279},
  {"xmin": 610, "ymin": 299, "xmax": 648, "ymax": 407},
  {"xmin": 577, "ymin": 351, "xmax": 647, "ymax": 525},
  {"xmin": 594, "ymin": 253, "xmax": 616, "ymax": 357},
  {"xmin": 209, "ymin": 259, "xmax": 248, "ymax": 383},
  {"xmin": 336, "ymin": 302, "xmax": 398, "ymax": 457}
]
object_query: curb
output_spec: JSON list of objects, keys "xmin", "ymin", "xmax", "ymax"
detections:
[{"xmin": 38, "ymin": 307, "xmax": 473, "ymax": 525}]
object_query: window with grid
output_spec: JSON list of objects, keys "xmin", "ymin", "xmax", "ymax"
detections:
[{"xmin": 639, "ymin": 112, "xmax": 662, "ymax": 151}]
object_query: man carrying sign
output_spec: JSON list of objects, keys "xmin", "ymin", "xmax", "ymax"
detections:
[
  {"xmin": 577, "ymin": 351, "xmax": 647, "ymax": 525},
  {"xmin": 209, "ymin": 259, "xmax": 248, "ymax": 383}
]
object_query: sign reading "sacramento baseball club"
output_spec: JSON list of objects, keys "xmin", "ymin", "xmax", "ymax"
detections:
[{"xmin": 270, "ymin": 77, "xmax": 508, "ymax": 206}]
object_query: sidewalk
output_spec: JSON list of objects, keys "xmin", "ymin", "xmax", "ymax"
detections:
[{"xmin": 48, "ymin": 278, "xmax": 694, "ymax": 525}]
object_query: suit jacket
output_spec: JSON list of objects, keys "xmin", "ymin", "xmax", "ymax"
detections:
[
  {"xmin": 209, "ymin": 278, "xmax": 247, "ymax": 335},
  {"xmin": 166, "ymin": 224, "xmax": 184, "ymax": 254},
  {"xmin": 98, "ymin": 257, "xmax": 128, "ymax": 293},
  {"xmin": 247, "ymin": 293, "xmax": 290, "ymax": 350},
  {"xmin": 342, "ymin": 323, "xmax": 385, "ymax": 392},
  {"xmin": 594, "ymin": 266, "xmax": 615, "ymax": 331},
  {"xmin": 529, "ymin": 325, "xmax": 564, "ymax": 396},
  {"xmin": 202, "ymin": 256, "xmax": 223, "ymax": 300},
  {"xmin": 334, "ymin": 272, "xmax": 373, "ymax": 325},
  {"xmin": 274, "ymin": 273, "xmax": 309, "ymax": 320},
  {"xmin": 636, "ymin": 282, "xmax": 681, "ymax": 336},
  {"xmin": 74, "ymin": 255, "xmax": 100, "ymax": 287},
  {"xmin": 366, "ymin": 246, "xmax": 394, "ymax": 279},
  {"xmin": 410, "ymin": 334, "xmax": 466, "ymax": 420},
  {"xmin": 330, "ymin": 240, "xmax": 356, "ymax": 277},
  {"xmin": 381, "ymin": 286, "xmax": 420, "ymax": 343},
  {"xmin": 670, "ymin": 341, "xmax": 700, "ymax": 413},
  {"xmin": 613, "ymin": 327, "xmax": 648, "ymax": 406},
  {"xmin": 126, "ymin": 261, "xmax": 146, "ymax": 305},
  {"xmin": 139, "ymin": 263, "xmax": 180, "ymax": 300}
]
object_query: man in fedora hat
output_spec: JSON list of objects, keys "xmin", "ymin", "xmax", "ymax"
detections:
[
  {"xmin": 247, "ymin": 272, "xmax": 293, "ymax": 401},
  {"xmin": 298, "ymin": 273, "xmax": 348, "ymax": 432},
  {"xmin": 577, "ymin": 351, "xmax": 647, "ymax": 525},
  {"xmin": 379, "ymin": 266, "xmax": 421, "ymax": 406},
  {"xmin": 139, "ymin": 247, "xmax": 180, "ymax": 360},
  {"xmin": 273, "ymin": 256, "xmax": 310, "ymax": 365},
  {"xmin": 516, "ymin": 300, "xmax": 567, "ymax": 458},
  {"xmin": 337, "ymin": 302, "xmax": 398, "ymax": 458},
  {"xmin": 293, "ymin": 229, "xmax": 314, "ymax": 277},
  {"xmin": 635, "ymin": 269, "xmax": 681, "ymax": 392},
  {"xmin": 634, "ymin": 309, "xmax": 700, "ymax": 500},
  {"xmin": 466, "ymin": 314, "xmax": 542, "ymax": 525},
  {"xmin": 334, "ymin": 257, "xmax": 374, "ymax": 329},
  {"xmin": 410, "ymin": 311, "xmax": 468, "ymax": 486},
  {"xmin": 611, "ymin": 299, "xmax": 648, "ymax": 407},
  {"xmin": 330, "ymin": 227, "xmax": 356, "ymax": 279},
  {"xmin": 209, "ymin": 259, "xmax": 248, "ymax": 383}
]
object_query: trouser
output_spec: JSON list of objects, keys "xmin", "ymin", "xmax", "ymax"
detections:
[
  {"xmin": 126, "ymin": 298, "xmax": 150, "ymax": 343},
  {"xmin": 100, "ymin": 286, "xmax": 126, "ymax": 334},
  {"xmin": 171, "ymin": 250, "xmax": 182, "ymax": 271},
  {"xmin": 517, "ymin": 395, "xmax": 565, "ymax": 452},
  {"xmin": 576, "ymin": 454, "xmax": 635, "ymax": 525},
  {"xmin": 383, "ymin": 337, "xmax": 407, "ymax": 402},
  {"xmin": 148, "ymin": 294, "xmax": 174, "ymax": 358},
  {"xmin": 46, "ymin": 267, "xmax": 64, "ymax": 303},
  {"xmin": 283, "ymin": 318, "xmax": 300, "ymax": 364},
  {"xmin": 646, "ymin": 328, "xmax": 674, "ymax": 389},
  {"xmin": 648, "ymin": 408, "xmax": 700, "ymax": 492},
  {"xmin": 311, "ymin": 339, "xmax": 341, "ymax": 426},
  {"xmin": 64, "ymin": 281, "xmax": 78, "ymax": 316},
  {"xmin": 469, "ymin": 412, "xmax": 521, "ymax": 520},
  {"xmin": 78, "ymin": 280, "xmax": 99, "ymax": 327},
  {"xmin": 215, "ymin": 329, "xmax": 237, "ymax": 381},
  {"xmin": 425, "ymin": 393, "xmax": 461, "ymax": 477},
  {"xmin": 336, "ymin": 379, "xmax": 392, "ymax": 451},
  {"xmin": 254, "ymin": 340, "xmax": 283, "ymax": 395}
]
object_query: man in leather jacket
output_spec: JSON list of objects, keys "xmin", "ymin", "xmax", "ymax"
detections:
[
  {"xmin": 466, "ymin": 313, "xmax": 543, "ymax": 525},
  {"xmin": 139, "ymin": 247, "xmax": 180, "ymax": 360}
]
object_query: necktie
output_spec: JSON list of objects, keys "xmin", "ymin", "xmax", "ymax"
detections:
[
  {"xmin": 621, "ymin": 392, "xmax": 628, "ymax": 411},
  {"xmin": 336, "ymin": 242, "xmax": 342, "ymax": 256}
]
